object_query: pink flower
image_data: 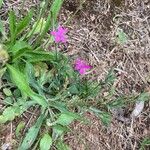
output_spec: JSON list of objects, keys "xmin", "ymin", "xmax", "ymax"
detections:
[
  {"xmin": 51, "ymin": 26, "xmax": 68, "ymax": 43},
  {"xmin": 74, "ymin": 58, "xmax": 92, "ymax": 75}
]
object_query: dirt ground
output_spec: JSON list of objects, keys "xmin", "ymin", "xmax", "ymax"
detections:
[
  {"xmin": 61, "ymin": 0, "xmax": 150, "ymax": 149},
  {"xmin": 0, "ymin": 0, "xmax": 150, "ymax": 150}
]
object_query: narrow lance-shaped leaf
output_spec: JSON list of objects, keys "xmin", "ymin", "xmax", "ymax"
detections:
[
  {"xmin": 24, "ymin": 51, "xmax": 55, "ymax": 62},
  {"xmin": 8, "ymin": 11, "xmax": 16, "ymax": 44},
  {"xmin": 0, "ymin": 0, "xmax": 3, "ymax": 8},
  {"xmin": 16, "ymin": 10, "xmax": 33, "ymax": 35},
  {"xmin": 18, "ymin": 113, "xmax": 45, "ymax": 150}
]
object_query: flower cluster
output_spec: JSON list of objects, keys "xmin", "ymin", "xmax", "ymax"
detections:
[
  {"xmin": 51, "ymin": 26, "xmax": 92, "ymax": 75},
  {"xmin": 74, "ymin": 58, "xmax": 92, "ymax": 75},
  {"xmin": 51, "ymin": 26, "xmax": 68, "ymax": 43}
]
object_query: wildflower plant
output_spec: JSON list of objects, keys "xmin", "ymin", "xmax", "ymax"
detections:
[{"xmin": 0, "ymin": 0, "xmax": 119, "ymax": 149}]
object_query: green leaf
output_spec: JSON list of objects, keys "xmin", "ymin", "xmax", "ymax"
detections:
[
  {"xmin": 34, "ymin": 0, "xmax": 64, "ymax": 47},
  {"xmin": 104, "ymin": 69, "xmax": 115, "ymax": 85},
  {"xmin": 52, "ymin": 124, "xmax": 69, "ymax": 139},
  {"xmin": 0, "ymin": 0, "xmax": 3, "ymax": 8},
  {"xmin": 90, "ymin": 107, "xmax": 111, "ymax": 126},
  {"xmin": 11, "ymin": 40, "xmax": 32, "ymax": 61},
  {"xmin": 0, "ymin": 19, "xmax": 4, "ymax": 34},
  {"xmin": 2, "ymin": 106, "xmax": 16, "ymax": 121},
  {"xmin": 107, "ymin": 98, "xmax": 125, "ymax": 109},
  {"xmin": 56, "ymin": 141, "xmax": 71, "ymax": 150},
  {"xmin": 99, "ymin": 112, "xmax": 111, "ymax": 126},
  {"xmin": 25, "ymin": 62, "xmax": 43, "ymax": 94},
  {"xmin": 31, "ymin": 18, "xmax": 46, "ymax": 35},
  {"xmin": 9, "ymin": 11, "xmax": 16, "ymax": 44},
  {"xmin": 138, "ymin": 92, "xmax": 150, "ymax": 102},
  {"xmin": 11, "ymin": 40, "xmax": 31, "ymax": 55},
  {"xmin": 16, "ymin": 10, "xmax": 33, "ymax": 35},
  {"xmin": 30, "ymin": 93, "xmax": 48, "ymax": 108},
  {"xmin": 50, "ymin": 0, "xmax": 64, "ymax": 23},
  {"xmin": 116, "ymin": 28, "xmax": 128, "ymax": 45},
  {"xmin": 24, "ymin": 51, "xmax": 55, "ymax": 62},
  {"xmin": 19, "ymin": 113, "xmax": 45, "ymax": 150},
  {"xmin": 56, "ymin": 112, "xmax": 79, "ymax": 126},
  {"xmin": 3, "ymin": 88, "xmax": 12, "ymax": 96},
  {"xmin": 40, "ymin": 133, "xmax": 52, "ymax": 150},
  {"xmin": 7, "ymin": 64, "xmax": 48, "ymax": 107},
  {"xmin": 0, "ymin": 101, "xmax": 36, "ymax": 124},
  {"xmin": 3, "ymin": 97, "xmax": 14, "ymax": 105},
  {"xmin": 7, "ymin": 64, "xmax": 33, "ymax": 96},
  {"xmin": 0, "ymin": 115, "xmax": 7, "ymax": 123},
  {"xmin": 140, "ymin": 137, "xmax": 150, "ymax": 150},
  {"xmin": 16, "ymin": 121, "xmax": 25, "ymax": 137}
]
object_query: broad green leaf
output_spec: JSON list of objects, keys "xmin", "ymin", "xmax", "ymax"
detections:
[
  {"xmin": 9, "ymin": 11, "xmax": 16, "ymax": 44},
  {"xmin": 16, "ymin": 10, "xmax": 33, "ymax": 35},
  {"xmin": 11, "ymin": 40, "xmax": 32, "ymax": 61},
  {"xmin": 7, "ymin": 64, "xmax": 33, "ymax": 96},
  {"xmin": 3, "ymin": 88, "xmax": 12, "ymax": 96},
  {"xmin": 4, "ymin": 97, "xmax": 13, "ymax": 105},
  {"xmin": 56, "ymin": 112, "xmax": 79, "ymax": 126},
  {"xmin": 19, "ymin": 113, "xmax": 45, "ymax": 150},
  {"xmin": 24, "ymin": 51, "xmax": 55, "ymax": 62},
  {"xmin": 16, "ymin": 121, "xmax": 25, "ymax": 137},
  {"xmin": 11, "ymin": 40, "xmax": 31, "ymax": 54},
  {"xmin": 7, "ymin": 64, "xmax": 48, "ymax": 107},
  {"xmin": 30, "ymin": 93, "xmax": 48, "ymax": 108},
  {"xmin": 40, "ymin": 133, "xmax": 52, "ymax": 150},
  {"xmin": 116, "ymin": 28, "xmax": 128, "ymax": 45},
  {"xmin": 0, "ymin": 101, "xmax": 36, "ymax": 124},
  {"xmin": 2, "ymin": 106, "xmax": 16, "ymax": 121},
  {"xmin": 49, "ymin": 101, "xmax": 68, "ymax": 112}
]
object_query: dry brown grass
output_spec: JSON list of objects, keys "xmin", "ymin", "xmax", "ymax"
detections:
[
  {"xmin": 65, "ymin": 107, "xmax": 149, "ymax": 150},
  {"xmin": 61, "ymin": 0, "xmax": 150, "ymax": 149}
]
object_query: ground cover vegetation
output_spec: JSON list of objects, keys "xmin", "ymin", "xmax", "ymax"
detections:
[{"xmin": 0, "ymin": 0, "xmax": 150, "ymax": 150}]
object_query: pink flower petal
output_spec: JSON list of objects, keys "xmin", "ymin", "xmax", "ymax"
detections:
[
  {"xmin": 74, "ymin": 58, "xmax": 92, "ymax": 75},
  {"xmin": 51, "ymin": 26, "xmax": 68, "ymax": 43}
]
